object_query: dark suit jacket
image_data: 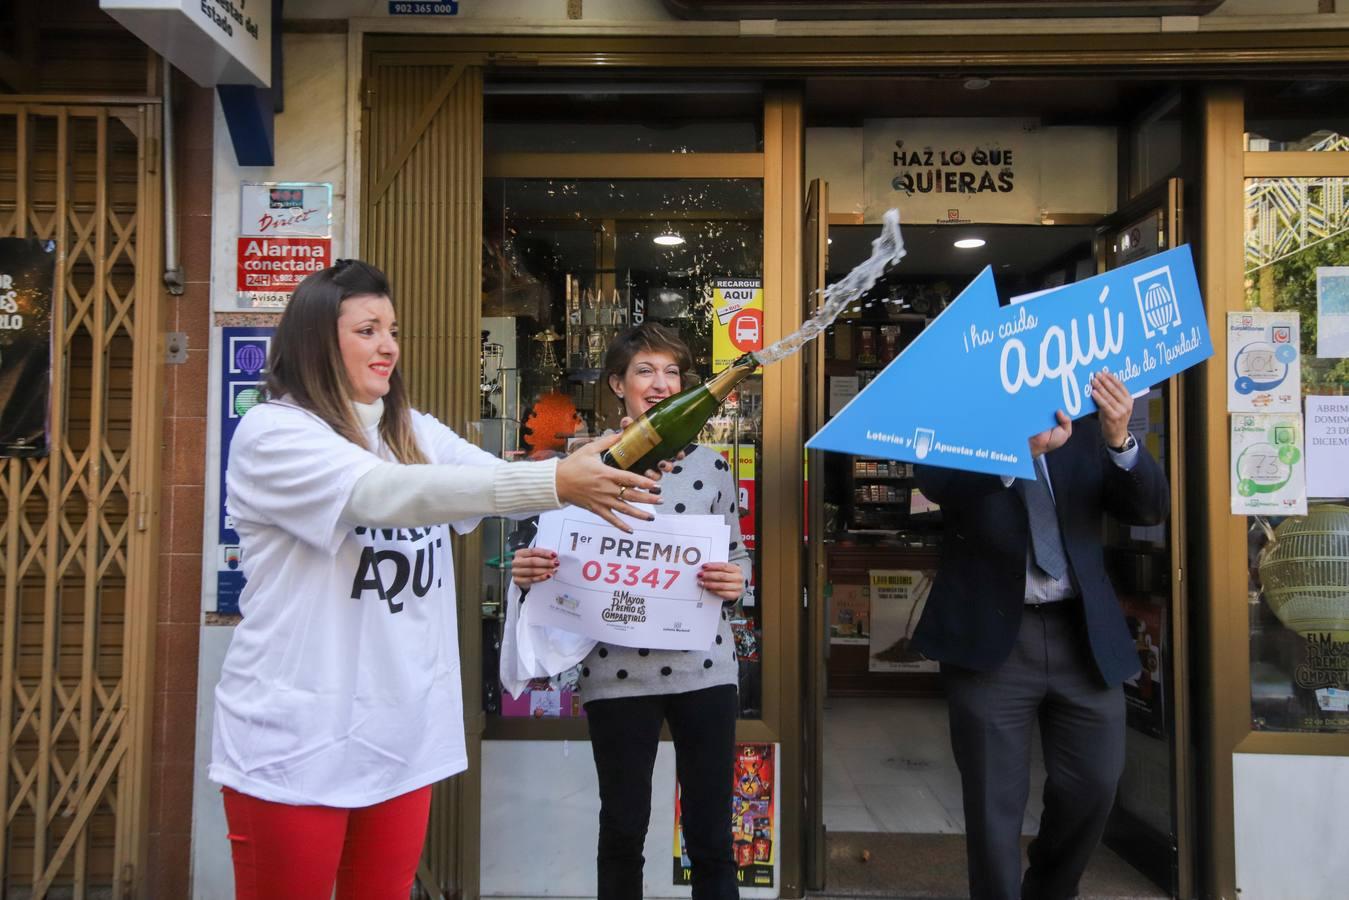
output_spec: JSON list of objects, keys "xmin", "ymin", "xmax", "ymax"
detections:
[{"xmin": 912, "ymin": 416, "xmax": 1169, "ymax": 685}]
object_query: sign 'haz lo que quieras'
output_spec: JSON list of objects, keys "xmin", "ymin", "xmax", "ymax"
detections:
[{"xmin": 808, "ymin": 245, "xmax": 1212, "ymax": 478}]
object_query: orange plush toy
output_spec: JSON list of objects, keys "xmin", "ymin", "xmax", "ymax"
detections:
[{"xmin": 522, "ymin": 392, "xmax": 583, "ymax": 459}]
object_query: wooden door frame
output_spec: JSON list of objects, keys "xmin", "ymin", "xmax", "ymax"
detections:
[{"xmin": 1199, "ymin": 86, "xmax": 1349, "ymax": 900}]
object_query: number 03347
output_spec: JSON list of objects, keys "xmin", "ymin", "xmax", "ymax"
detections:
[{"xmin": 580, "ymin": 561, "xmax": 681, "ymax": 591}]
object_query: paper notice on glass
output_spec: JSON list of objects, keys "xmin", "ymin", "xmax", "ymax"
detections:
[
  {"xmin": 868, "ymin": 569, "xmax": 938, "ymax": 673},
  {"xmin": 521, "ymin": 508, "xmax": 729, "ymax": 651},
  {"xmin": 1304, "ymin": 396, "xmax": 1349, "ymax": 498},
  {"xmin": 1227, "ymin": 311, "xmax": 1301, "ymax": 413},
  {"xmin": 1317, "ymin": 267, "xmax": 1349, "ymax": 358},
  {"xmin": 1316, "ymin": 687, "xmax": 1349, "ymax": 713},
  {"xmin": 828, "ymin": 376, "xmax": 859, "ymax": 417},
  {"xmin": 1231, "ymin": 413, "xmax": 1307, "ymax": 515}
]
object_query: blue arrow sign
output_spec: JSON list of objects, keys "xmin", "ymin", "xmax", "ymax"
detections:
[{"xmin": 807, "ymin": 245, "xmax": 1213, "ymax": 478}]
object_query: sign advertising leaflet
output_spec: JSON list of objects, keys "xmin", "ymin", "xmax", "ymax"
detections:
[
  {"xmin": 1306, "ymin": 396, "xmax": 1349, "ymax": 498},
  {"xmin": 1227, "ymin": 311, "xmax": 1300, "ymax": 413},
  {"xmin": 234, "ymin": 183, "xmax": 333, "ymax": 310},
  {"xmin": 236, "ymin": 237, "xmax": 332, "ymax": 307},
  {"xmin": 674, "ymin": 743, "xmax": 777, "ymax": 888},
  {"xmin": 0, "ymin": 238, "xmax": 55, "ymax": 457},
  {"xmin": 1231, "ymin": 412, "xmax": 1307, "ymax": 516},
  {"xmin": 868, "ymin": 569, "xmax": 937, "ymax": 673},
  {"xmin": 711, "ymin": 278, "xmax": 764, "ymax": 372},
  {"xmin": 240, "ymin": 183, "xmax": 332, "ymax": 238},
  {"xmin": 214, "ymin": 327, "xmax": 274, "ymax": 616},
  {"xmin": 808, "ymin": 245, "xmax": 1213, "ymax": 479},
  {"xmin": 522, "ymin": 509, "xmax": 730, "ymax": 651}
]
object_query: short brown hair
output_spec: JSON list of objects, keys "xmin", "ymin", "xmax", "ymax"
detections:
[{"xmin": 602, "ymin": 323, "xmax": 694, "ymax": 397}]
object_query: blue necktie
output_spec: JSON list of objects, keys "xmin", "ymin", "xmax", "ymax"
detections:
[{"xmin": 1020, "ymin": 456, "xmax": 1068, "ymax": 581}]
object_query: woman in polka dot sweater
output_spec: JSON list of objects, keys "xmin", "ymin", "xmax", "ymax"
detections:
[{"xmin": 512, "ymin": 323, "xmax": 749, "ymax": 900}]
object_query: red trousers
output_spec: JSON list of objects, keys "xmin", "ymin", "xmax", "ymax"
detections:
[{"xmin": 222, "ymin": 785, "xmax": 432, "ymax": 900}]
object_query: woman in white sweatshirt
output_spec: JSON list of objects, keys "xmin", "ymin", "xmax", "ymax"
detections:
[{"xmin": 209, "ymin": 260, "xmax": 661, "ymax": 900}]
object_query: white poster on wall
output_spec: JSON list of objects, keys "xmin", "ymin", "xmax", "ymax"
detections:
[
  {"xmin": 1316, "ymin": 267, "xmax": 1349, "ymax": 358},
  {"xmin": 828, "ymin": 375, "xmax": 859, "ymax": 417},
  {"xmin": 863, "ymin": 118, "xmax": 1042, "ymax": 225},
  {"xmin": 1304, "ymin": 396, "xmax": 1349, "ymax": 498}
]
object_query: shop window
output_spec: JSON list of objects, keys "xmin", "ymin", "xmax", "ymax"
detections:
[
  {"xmin": 1129, "ymin": 94, "xmax": 1182, "ymax": 198},
  {"xmin": 1244, "ymin": 81, "xmax": 1349, "ymax": 152},
  {"xmin": 1243, "ymin": 175, "xmax": 1349, "ymax": 734},
  {"xmin": 478, "ymin": 177, "xmax": 766, "ymax": 721},
  {"xmin": 484, "ymin": 83, "xmax": 763, "ymax": 154}
]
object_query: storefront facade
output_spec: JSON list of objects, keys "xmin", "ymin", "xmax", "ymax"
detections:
[{"xmin": 6, "ymin": 1, "xmax": 1349, "ymax": 898}]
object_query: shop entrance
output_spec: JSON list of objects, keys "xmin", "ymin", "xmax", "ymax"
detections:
[{"xmin": 801, "ymin": 78, "xmax": 1193, "ymax": 899}]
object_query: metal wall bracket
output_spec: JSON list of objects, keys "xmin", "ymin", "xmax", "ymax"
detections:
[{"xmin": 166, "ymin": 332, "xmax": 188, "ymax": 365}]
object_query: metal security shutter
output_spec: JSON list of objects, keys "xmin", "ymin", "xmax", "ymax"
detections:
[{"xmin": 0, "ymin": 102, "xmax": 163, "ymax": 899}]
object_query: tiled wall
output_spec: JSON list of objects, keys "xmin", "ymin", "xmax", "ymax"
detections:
[{"xmin": 146, "ymin": 72, "xmax": 213, "ymax": 900}]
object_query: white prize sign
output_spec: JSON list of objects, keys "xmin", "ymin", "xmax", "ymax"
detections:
[{"xmin": 522, "ymin": 509, "xmax": 729, "ymax": 651}]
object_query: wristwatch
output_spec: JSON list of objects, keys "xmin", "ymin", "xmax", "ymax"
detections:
[{"xmin": 1109, "ymin": 434, "xmax": 1137, "ymax": 454}]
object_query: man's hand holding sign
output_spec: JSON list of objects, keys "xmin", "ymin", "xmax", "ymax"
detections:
[
  {"xmin": 517, "ymin": 508, "xmax": 734, "ymax": 651},
  {"xmin": 1028, "ymin": 371, "xmax": 1135, "ymax": 460}
]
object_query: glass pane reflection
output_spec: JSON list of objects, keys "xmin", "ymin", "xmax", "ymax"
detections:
[
  {"xmin": 479, "ymin": 178, "xmax": 766, "ymax": 721},
  {"xmin": 1245, "ymin": 176, "xmax": 1349, "ymax": 733}
]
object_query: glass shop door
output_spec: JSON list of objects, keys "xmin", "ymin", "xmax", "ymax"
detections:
[{"xmin": 1094, "ymin": 177, "xmax": 1196, "ymax": 898}]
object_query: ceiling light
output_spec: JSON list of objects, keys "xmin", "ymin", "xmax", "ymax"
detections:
[
  {"xmin": 963, "ymin": 77, "xmax": 992, "ymax": 91},
  {"xmin": 954, "ymin": 238, "xmax": 986, "ymax": 249},
  {"xmin": 653, "ymin": 231, "xmax": 685, "ymax": 246}
]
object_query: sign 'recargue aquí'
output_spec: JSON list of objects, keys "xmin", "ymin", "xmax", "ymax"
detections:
[{"xmin": 807, "ymin": 245, "xmax": 1212, "ymax": 478}]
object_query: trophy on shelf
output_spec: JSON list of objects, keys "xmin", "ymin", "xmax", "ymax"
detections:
[{"xmin": 532, "ymin": 327, "xmax": 564, "ymax": 386}]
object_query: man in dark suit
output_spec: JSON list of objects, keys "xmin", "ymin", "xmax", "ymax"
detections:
[{"xmin": 913, "ymin": 371, "xmax": 1168, "ymax": 900}]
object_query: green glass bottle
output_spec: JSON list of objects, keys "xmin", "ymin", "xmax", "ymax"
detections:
[{"xmin": 601, "ymin": 353, "xmax": 760, "ymax": 472}]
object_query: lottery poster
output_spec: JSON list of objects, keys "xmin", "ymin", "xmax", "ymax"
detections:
[
  {"xmin": 674, "ymin": 743, "xmax": 776, "ymax": 888},
  {"xmin": 1231, "ymin": 412, "xmax": 1307, "ymax": 516},
  {"xmin": 1227, "ymin": 311, "xmax": 1300, "ymax": 413},
  {"xmin": 868, "ymin": 569, "xmax": 938, "ymax": 673},
  {"xmin": 0, "ymin": 237, "xmax": 55, "ymax": 456}
]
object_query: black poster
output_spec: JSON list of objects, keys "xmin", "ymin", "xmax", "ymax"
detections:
[{"xmin": 0, "ymin": 237, "xmax": 55, "ymax": 456}]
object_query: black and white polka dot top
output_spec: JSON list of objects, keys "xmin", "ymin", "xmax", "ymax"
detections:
[{"xmin": 578, "ymin": 444, "xmax": 750, "ymax": 704}]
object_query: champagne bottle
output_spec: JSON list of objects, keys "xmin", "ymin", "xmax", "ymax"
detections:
[{"xmin": 601, "ymin": 353, "xmax": 759, "ymax": 472}]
